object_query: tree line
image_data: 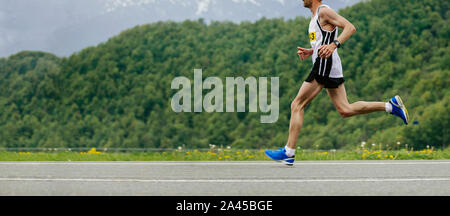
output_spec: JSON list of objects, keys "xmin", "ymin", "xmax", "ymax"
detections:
[{"xmin": 0, "ymin": 0, "xmax": 448, "ymax": 150}]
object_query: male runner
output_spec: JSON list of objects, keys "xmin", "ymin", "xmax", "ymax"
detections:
[{"xmin": 265, "ymin": 0, "xmax": 409, "ymax": 166}]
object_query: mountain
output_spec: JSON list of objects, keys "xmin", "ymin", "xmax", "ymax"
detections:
[
  {"xmin": 0, "ymin": 0, "xmax": 448, "ymax": 150},
  {"xmin": 0, "ymin": 0, "xmax": 362, "ymax": 58}
]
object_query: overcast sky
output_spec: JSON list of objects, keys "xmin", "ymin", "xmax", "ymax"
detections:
[{"xmin": 0, "ymin": 0, "xmax": 363, "ymax": 58}]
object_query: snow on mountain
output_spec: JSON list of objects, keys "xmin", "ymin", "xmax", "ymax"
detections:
[{"xmin": 0, "ymin": 0, "xmax": 363, "ymax": 57}]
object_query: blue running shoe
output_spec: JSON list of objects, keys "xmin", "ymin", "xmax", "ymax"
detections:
[
  {"xmin": 265, "ymin": 147, "xmax": 295, "ymax": 166},
  {"xmin": 389, "ymin": 95, "xmax": 409, "ymax": 125}
]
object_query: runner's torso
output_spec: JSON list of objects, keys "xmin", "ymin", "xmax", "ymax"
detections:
[{"xmin": 308, "ymin": 4, "xmax": 343, "ymax": 78}]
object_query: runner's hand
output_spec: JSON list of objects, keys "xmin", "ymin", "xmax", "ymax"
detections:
[
  {"xmin": 297, "ymin": 47, "xmax": 312, "ymax": 61},
  {"xmin": 318, "ymin": 44, "xmax": 337, "ymax": 59}
]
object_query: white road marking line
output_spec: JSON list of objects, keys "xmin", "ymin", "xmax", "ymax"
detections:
[
  {"xmin": 0, "ymin": 177, "xmax": 449, "ymax": 183},
  {"xmin": 0, "ymin": 161, "xmax": 449, "ymax": 166}
]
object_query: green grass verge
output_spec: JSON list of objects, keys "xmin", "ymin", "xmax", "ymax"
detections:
[{"xmin": 0, "ymin": 148, "xmax": 449, "ymax": 161}]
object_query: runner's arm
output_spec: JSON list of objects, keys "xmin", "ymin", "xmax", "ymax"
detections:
[
  {"xmin": 320, "ymin": 7, "xmax": 356, "ymax": 45},
  {"xmin": 318, "ymin": 8, "xmax": 356, "ymax": 58},
  {"xmin": 297, "ymin": 47, "xmax": 313, "ymax": 61}
]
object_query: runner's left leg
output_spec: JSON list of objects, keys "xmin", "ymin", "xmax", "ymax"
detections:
[{"xmin": 326, "ymin": 84, "xmax": 385, "ymax": 118}]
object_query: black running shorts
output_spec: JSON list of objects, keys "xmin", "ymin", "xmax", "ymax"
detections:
[{"xmin": 305, "ymin": 58, "xmax": 345, "ymax": 88}]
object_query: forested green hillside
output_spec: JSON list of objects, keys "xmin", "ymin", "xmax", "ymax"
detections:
[{"xmin": 0, "ymin": 0, "xmax": 448, "ymax": 150}]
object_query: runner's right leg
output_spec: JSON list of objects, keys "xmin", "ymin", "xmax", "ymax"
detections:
[
  {"xmin": 265, "ymin": 79, "xmax": 323, "ymax": 165},
  {"xmin": 286, "ymin": 79, "xmax": 323, "ymax": 149}
]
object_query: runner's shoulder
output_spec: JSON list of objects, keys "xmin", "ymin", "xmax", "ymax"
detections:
[{"xmin": 318, "ymin": 6, "xmax": 337, "ymax": 19}]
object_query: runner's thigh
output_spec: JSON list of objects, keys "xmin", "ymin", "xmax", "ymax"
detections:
[
  {"xmin": 326, "ymin": 84, "xmax": 350, "ymax": 111},
  {"xmin": 292, "ymin": 79, "xmax": 323, "ymax": 108}
]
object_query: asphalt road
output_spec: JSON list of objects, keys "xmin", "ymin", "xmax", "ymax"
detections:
[{"xmin": 0, "ymin": 161, "xmax": 449, "ymax": 196}]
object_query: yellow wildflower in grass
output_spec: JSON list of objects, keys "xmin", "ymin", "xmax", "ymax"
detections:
[
  {"xmin": 362, "ymin": 153, "xmax": 367, "ymax": 159},
  {"xmin": 377, "ymin": 154, "xmax": 381, "ymax": 158},
  {"xmin": 193, "ymin": 150, "xmax": 199, "ymax": 153},
  {"xmin": 87, "ymin": 148, "xmax": 101, "ymax": 155},
  {"xmin": 244, "ymin": 150, "xmax": 249, "ymax": 154},
  {"xmin": 237, "ymin": 151, "xmax": 241, "ymax": 155},
  {"xmin": 259, "ymin": 149, "xmax": 265, "ymax": 153},
  {"xmin": 224, "ymin": 155, "xmax": 231, "ymax": 159},
  {"xmin": 390, "ymin": 155, "xmax": 394, "ymax": 159},
  {"xmin": 322, "ymin": 152, "xmax": 328, "ymax": 155},
  {"xmin": 248, "ymin": 155, "xmax": 255, "ymax": 159},
  {"xmin": 218, "ymin": 157, "xmax": 222, "ymax": 160},
  {"xmin": 209, "ymin": 152, "xmax": 217, "ymax": 156}
]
